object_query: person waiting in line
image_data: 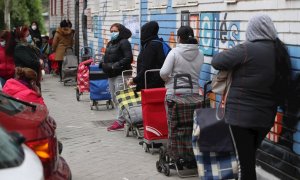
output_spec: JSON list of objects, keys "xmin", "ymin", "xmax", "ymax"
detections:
[
  {"xmin": 14, "ymin": 25, "xmax": 42, "ymax": 88},
  {"xmin": 160, "ymin": 26, "xmax": 204, "ymax": 97},
  {"xmin": 52, "ymin": 20, "xmax": 74, "ymax": 82},
  {"xmin": 2, "ymin": 67, "xmax": 45, "ymax": 105},
  {"xmin": 0, "ymin": 30, "xmax": 16, "ymax": 87},
  {"xmin": 127, "ymin": 21, "xmax": 166, "ymax": 91},
  {"xmin": 211, "ymin": 14, "xmax": 291, "ymax": 180},
  {"xmin": 100, "ymin": 23, "xmax": 133, "ymax": 131},
  {"xmin": 29, "ymin": 21, "xmax": 43, "ymax": 49}
]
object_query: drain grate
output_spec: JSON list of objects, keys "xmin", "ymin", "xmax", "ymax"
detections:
[{"xmin": 92, "ymin": 120, "xmax": 115, "ymax": 127}]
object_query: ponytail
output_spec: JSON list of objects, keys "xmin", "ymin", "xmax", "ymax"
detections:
[
  {"xmin": 177, "ymin": 26, "xmax": 198, "ymax": 45},
  {"xmin": 273, "ymin": 38, "xmax": 292, "ymax": 106}
]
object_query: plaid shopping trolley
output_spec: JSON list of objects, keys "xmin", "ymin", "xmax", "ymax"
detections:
[
  {"xmin": 115, "ymin": 87, "xmax": 143, "ymax": 137},
  {"xmin": 156, "ymin": 74, "xmax": 203, "ymax": 177}
]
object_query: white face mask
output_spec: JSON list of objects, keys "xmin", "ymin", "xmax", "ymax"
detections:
[
  {"xmin": 31, "ymin": 25, "xmax": 37, "ymax": 30},
  {"xmin": 0, "ymin": 41, "xmax": 5, "ymax": 47}
]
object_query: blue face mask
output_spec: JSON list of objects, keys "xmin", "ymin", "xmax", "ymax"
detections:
[
  {"xmin": 26, "ymin": 35, "xmax": 32, "ymax": 43},
  {"xmin": 111, "ymin": 32, "xmax": 119, "ymax": 41}
]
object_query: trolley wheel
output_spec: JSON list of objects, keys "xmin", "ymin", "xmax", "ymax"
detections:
[
  {"xmin": 143, "ymin": 143, "xmax": 149, "ymax": 153},
  {"xmin": 109, "ymin": 100, "xmax": 114, "ymax": 109},
  {"xmin": 156, "ymin": 161, "xmax": 162, "ymax": 173},
  {"xmin": 76, "ymin": 88, "xmax": 80, "ymax": 101},
  {"xmin": 163, "ymin": 164, "xmax": 170, "ymax": 176},
  {"xmin": 124, "ymin": 123, "xmax": 130, "ymax": 137},
  {"xmin": 106, "ymin": 101, "xmax": 109, "ymax": 109}
]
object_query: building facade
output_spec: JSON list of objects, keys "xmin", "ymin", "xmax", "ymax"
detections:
[{"xmin": 49, "ymin": 0, "xmax": 300, "ymax": 179}]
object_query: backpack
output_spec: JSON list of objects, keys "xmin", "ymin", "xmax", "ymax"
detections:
[{"xmin": 144, "ymin": 39, "xmax": 172, "ymax": 57}]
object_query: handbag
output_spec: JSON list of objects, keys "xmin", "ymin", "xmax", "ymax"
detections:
[
  {"xmin": 194, "ymin": 108, "xmax": 234, "ymax": 152},
  {"xmin": 211, "ymin": 70, "xmax": 232, "ymax": 95}
]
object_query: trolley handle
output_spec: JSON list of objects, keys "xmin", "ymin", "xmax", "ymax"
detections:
[
  {"xmin": 144, "ymin": 69, "xmax": 161, "ymax": 89},
  {"xmin": 65, "ymin": 47, "xmax": 74, "ymax": 53},
  {"xmin": 173, "ymin": 74, "xmax": 193, "ymax": 94},
  {"xmin": 80, "ymin": 46, "xmax": 93, "ymax": 56}
]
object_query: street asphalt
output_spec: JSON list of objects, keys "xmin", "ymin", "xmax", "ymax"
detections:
[{"xmin": 41, "ymin": 74, "xmax": 279, "ymax": 180}]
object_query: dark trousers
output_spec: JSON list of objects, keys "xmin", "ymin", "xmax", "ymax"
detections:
[
  {"xmin": 58, "ymin": 61, "xmax": 63, "ymax": 81},
  {"xmin": 229, "ymin": 125, "xmax": 271, "ymax": 180}
]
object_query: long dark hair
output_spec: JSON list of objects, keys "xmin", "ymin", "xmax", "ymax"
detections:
[
  {"xmin": 273, "ymin": 37, "xmax": 292, "ymax": 106},
  {"xmin": 177, "ymin": 26, "xmax": 198, "ymax": 44}
]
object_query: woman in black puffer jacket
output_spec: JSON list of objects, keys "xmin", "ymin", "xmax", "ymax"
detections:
[{"xmin": 100, "ymin": 23, "xmax": 133, "ymax": 131}]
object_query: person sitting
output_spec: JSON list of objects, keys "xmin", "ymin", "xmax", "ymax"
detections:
[{"xmin": 2, "ymin": 67, "xmax": 45, "ymax": 105}]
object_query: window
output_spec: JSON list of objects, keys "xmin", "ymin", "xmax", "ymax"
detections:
[
  {"xmin": 0, "ymin": 93, "xmax": 25, "ymax": 115},
  {"xmin": 125, "ymin": 0, "xmax": 135, "ymax": 10},
  {"xmin": 150, "ymin": 0, "xmax": 167, "ymax": 9},
  {"xmin": 61, "ymin": 0, "xmax": 64, "ymax": 16},
  {"xmin": 54, "ymin": 0, "xmax": 57, "ymax": 15},
  {"xmin": 112, "ymin": 0, "xmax": 120, "ymax": 11},
  {"xmin": 0, "ymin": 128, "xmax": 24, "ymax": 169},
  {"xmin": 51, "ymin": 0, "xmax": 53, "ymax": 15},
  {"xmin": 173, "ymin": 0, "xmax": 198, "ymax": 7},
  {"xmin": 224, "ymin": 0, "xmax": 237, "ymax": 3}
]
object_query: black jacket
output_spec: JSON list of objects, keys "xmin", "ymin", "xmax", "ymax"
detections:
[
  {"xmin": 14, "ymin": 43, "xmax": 41, "ymax": 75},
  {"xmin": 133, "ymin": 21, "xmax": 165, "ymax": 91},
  {"xmin": 212, "ymin": 41, "xmax": 278, "ymax": 128},
  {"xmin": 29, "ymin": 28, "xmax": 42, "ymax": 48},
  {"xmin": 100, "ymin": 25, "xmax": 133, "ymax": 78}
]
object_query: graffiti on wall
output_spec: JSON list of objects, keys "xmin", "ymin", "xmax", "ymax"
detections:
[
  {"xmin": 123, "ymin": 15, "xmax": 139, "ymax": 38},
  {"xmin": 199, "ymin": 12, "xmax": 240, "ymax": 56},
  {"xmin": 93, "ymin": 16, "xmax": 101, "ymax": 38}
]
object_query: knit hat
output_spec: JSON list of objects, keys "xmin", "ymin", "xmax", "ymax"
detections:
[{"xmin": 246, "ymin": 14, "xmax": 277, "ymax": 42}]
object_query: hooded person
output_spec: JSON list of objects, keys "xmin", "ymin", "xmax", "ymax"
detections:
[
  {"xmin": 211, "ymin": 14, "xmax": 291, "ymax": 180},
  {"xmin": 160, "ymin": 26, "xmax": 203, "ymax": 95},
  {"xmin": 29, "ymin": 21, "xmax": 43, "ymax": 48},
  {"xmin": 101, "ymin": 23, "xmax": 133, "ymax": 131},
  {"xmin": 127, "ymin": 21, "xmax": 166, "ymax": 91},
  {"xmin": 52, "ymin": 20, "xmax": 75, "ymax": 82}
]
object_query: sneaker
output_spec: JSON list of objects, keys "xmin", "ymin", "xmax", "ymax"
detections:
[{"xmin": 107, "ymin": 121, "xmax": 124, "ymax": 131}]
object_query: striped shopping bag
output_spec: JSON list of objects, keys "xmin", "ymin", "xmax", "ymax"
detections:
[{"xmin": 192, "ymin": 112, "xmax": 238, "ymax": 179}]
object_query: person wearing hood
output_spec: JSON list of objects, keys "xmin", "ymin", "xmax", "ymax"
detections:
[
  {"xmin": 52, "ymin": 20, "xmax": 75, "ymax": 82},
  {"xmin": 127, "ymin": 21, "xmax": 166, "ymax": 91},
  {"xmin": 2, "ymin": 67, "xmax": 45, "ymax": 105},
  {"xmin": 101, "ymin": 23, "xmax": 133, "ymax": 131},
  {"xmin": 160, "ymin": 26, "xmax": 203, "ymax": 95},
  {"xmin": 211, "ymin": 14, "xmax": 291, "ymax": 180},
  {"xmin": 29, "ymin": 21, "xmax": 42, "ymax": 48}
]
